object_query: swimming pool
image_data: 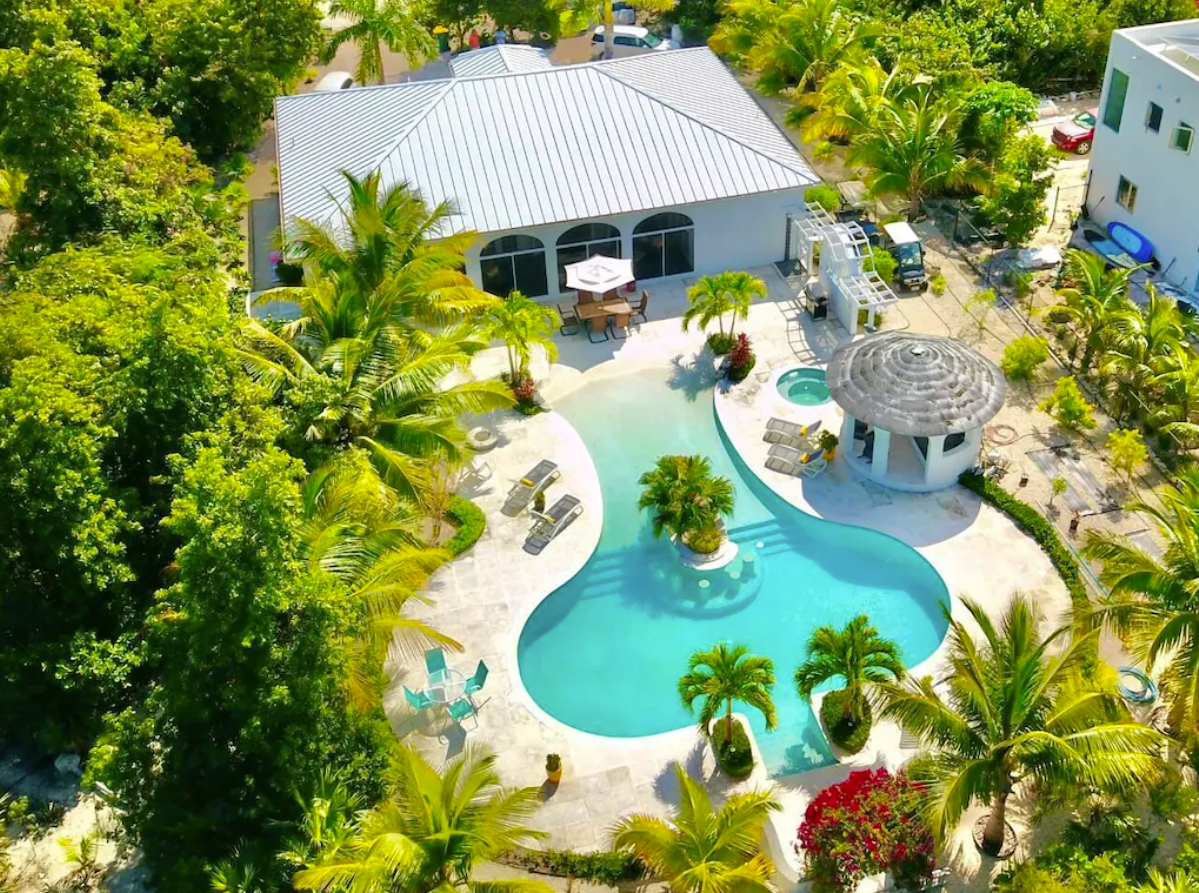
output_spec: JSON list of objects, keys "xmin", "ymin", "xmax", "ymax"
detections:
[
  {"xmin": 516, "ymin": 369, "xmax": 948, "ymax": 777},
  {"xmin": 776, "ymin": 367, "xmax": 831, "ymax": 406}
]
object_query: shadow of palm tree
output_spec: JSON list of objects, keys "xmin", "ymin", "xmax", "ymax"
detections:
[{"xmin": 666, "ymin": 350, "xmax": 719, "ymax": 402}]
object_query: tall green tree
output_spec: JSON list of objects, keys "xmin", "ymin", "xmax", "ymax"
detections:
[
  {"xmin": 322, "ymin": 0, "xmax": 437, "ymax": 86},
  {"xmin": 792, "ymin": 58, "xmax": 916, "ymax": 141},
  {"xmin": 637, "ymin": 455, "xmax": 735, "ymax": 540},
  {"xmin": 1083, "ymin": 469, "xmax": 1199, "ymax": 743},
  {"xmin": 293, "ymin": 746, "xmax": 553, "ymax": 893},
  {"xmin": 90, "ymin": 445, "xmax": 394, "ymax": 893},
  {"xmin": 712, "ymin": 0, "xmax": 881, "ymax": 95},
  {"xmin": 1101, "ymin": 286, "xmax": 1193, "ymax": 421},
  {"xmin": 879, "ymin": 595, "xmax": 1164, "ymax": 856},
  {"xmin": 847, "ymin": 88, "xmax": 990, "ymax": 216},
  {"xmin": 794, "ymin": 615, "xmax": 904, "ymax": 726},
  {"xmin": 682, "ymin": 271, "xmax": 766, "ymax": 337},
  {"xmin": 678, "ymin": 642, "xmax": 777, "ymax": 743},
  {"xmin": 481, "ymin": 290, "xmax": 560, "ymax": 381},
  {"xmin": 611, "ymin": 765, "xmax": 780, "ymax": 893}
]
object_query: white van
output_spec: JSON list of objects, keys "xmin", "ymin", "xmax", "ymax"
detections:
[{"xmin": 590, "ymin": 25, "xmax": 676, "ymax": 59}]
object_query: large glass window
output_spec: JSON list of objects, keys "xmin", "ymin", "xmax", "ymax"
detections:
[
  {"xmin": 1146, "ymin": 102, "xmax": 1163, "ymax": 133},
  {"xmin": 556, "ymin": 223, "xmax": 621, "ymax": 291},
  {"xmin": 1117, "ymin": 175, "xmax": 1138, "ymax": 212},
  {"xmin": 479, "ymin": 234, "xmax": 548, "ymax": 298},
  {"xmin": 1171, "ymin": 122, "xmax": 1194, "ymax": 154},
  {"xmin": 1103, "ymin": 68, "xmax": 1129, "ymax": 133},
  {"xmin": 632, "ymin": 212, "xmax": 694, "ymax": 280}
]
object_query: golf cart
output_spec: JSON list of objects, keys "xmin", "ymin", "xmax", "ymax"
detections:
[{"xmin": 879, "ymin": 222, "xmax": 928, "ymax": 291}]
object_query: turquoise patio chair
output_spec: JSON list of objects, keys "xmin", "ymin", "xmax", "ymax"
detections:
[
  {"xmin": 448, "ymin": 698, "xmax": 477, "ymax": 726},
  {"xmin": 404, "ymin": 685, "xmax": 435, "ymax": 711},
  {"xmin": 464, "ymin": 660, "xmax": 489, "ymax": 697},
  {"xmin": 424, "ymin": 648, "xmax": 447, "ymax": 676}
]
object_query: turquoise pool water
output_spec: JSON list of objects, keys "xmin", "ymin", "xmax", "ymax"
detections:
[
  {"xmin": 516, "ymin": 370, "xmax": 949, "ymax": 777},
  {"xmin": 777, "ymin": 367, "xmax": 831, "ymax": 406}
]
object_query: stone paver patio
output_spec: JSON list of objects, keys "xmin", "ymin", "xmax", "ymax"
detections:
[{"xmin": 388, "ymin": 264, "xmax": 1073, "ymax": 891}]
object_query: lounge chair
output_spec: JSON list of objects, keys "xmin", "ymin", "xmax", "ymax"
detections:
[
  {"xmin": 424, "ymin": 648, "xmax": 447, "ymax": 676},
  {"xmin": 404, "ymin": 685, "xmax": 435, "ymax": 711},
  {"xmin": 764, "ymin": 418, "xmax": 821, "ymax": 444},
  {"xmin": 506, "ymin": 460, "xmax": 560, "ymax": 508},
  {"xmin": 766, "ymin": 445, "xmax": 827, "ymax": 478},
  {"xmin": 464, "ymin": 660, "xmax": 489, "ymax": 698},
  {"xmin": 524, "ymin": 494, "xmax": 584, "ymax": 554}
]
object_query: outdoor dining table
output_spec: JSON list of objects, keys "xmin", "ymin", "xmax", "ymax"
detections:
[
  {"xmin": 575, "ymin": 297, "xmax": 632, "ymax": 335},
  {"xmin": 426, "ymin": 667, "xmax": 467, "ymax": 703}
]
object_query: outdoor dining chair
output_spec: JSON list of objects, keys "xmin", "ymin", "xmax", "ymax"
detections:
[
  {"xmin": 448, "ymin": 697, "xmax": 479, "ymax": 729},
  {"xmin": 631, "ymin": 290, "xmax": 649, "ymax": 325},
  {"xmin": 424, "ymin": 648, "xmax": 447, "ymax": 676},
  {"xmin": 557, "ymin": 303, "xmax": 580, "ymax": 336},
  {"xmin": 404, "ymin": 685, "xmax": 435, "ymax": 711},
  {"xmin": 464, "ymin": 660, "xmax": 489, "ymax": 698}
]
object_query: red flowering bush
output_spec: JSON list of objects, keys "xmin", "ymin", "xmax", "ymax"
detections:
[
  {"xmin": 726, "ymin": 333, "xmax": 756, "ymax": 382},
  {"xmin": 796, "ymin": 769, "xmax": 935, "ymax": 893},
  {"xmin": 511, "ymin": 374, "xmax": 537, "ymax": 411}
]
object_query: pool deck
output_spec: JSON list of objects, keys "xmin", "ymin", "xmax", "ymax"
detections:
[{"xmin": 390, "ymin": 265, "xmax": 1071, "ymax": 890}]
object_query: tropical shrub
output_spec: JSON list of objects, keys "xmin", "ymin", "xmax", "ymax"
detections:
[
  {"xmin": 499, "ymin": 847, "xmax": 645, "ymax": 885},
  {"xmin": 1106, "ymin": 428, "xmax": 1147, "ymax": 481},
  {"xmin": 930, "ymin": 272, "xmax": 946, "ymax": 296},
  {"xmin": 796, "ymin": 768, "xmax": 935, "ymax": 893},
  {"xmin": 510, "ymin": 373, "xmax": 540, "ymax": 414},
  {"xmin": 707, "ymin": 331, "xmax": 736, "ymax": 355},
  {"xmin": 1001, "ymin": 336, "xmax": 1050, "ymax": 382},
  {"xmin": 727, "ymin": 333, "xmax": 756, "ymax": 382},
  {"xmin": 864, "ymin": 245, "xmax": 897, "ymax": 284},
  {"xmin": 819, "ymin": 690, "xmax": 871, "ymax": 753},
  {"xmin": 687, "ymin": 525, "xmax": 725, "ymax": 555},
  {"xmin": 805, "ymin": 184, "xmax": 841, "ymax": 212},
  {"xmin": 444, "ymin": 496, "xmax": 486, "ymax": 556},
  {"xmin": 1040, "ymin": 376, "xmax": 1097, "ymax": 431},
  {"xmin": 713, "ymin": 716, "xmax": 755, "ymax": 778}
]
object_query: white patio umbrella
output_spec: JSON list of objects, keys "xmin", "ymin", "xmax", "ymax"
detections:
[{"xmin": 564, "ymin": 254, "xmax": 634, "ymax": 294}]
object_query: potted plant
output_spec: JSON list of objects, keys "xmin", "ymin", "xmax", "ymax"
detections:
[
  {"xmin": 545, "ymin": 753, "xmax": 562, "ymax": 784},
  {"xmin": 818, "ymin": 430, "xmax": 838, "ymax": 460},
  {"xmin": 637, "ymin": 456, "xmax": 735, "ymax": 558},
  {"xmin": 533, "ymin": 488, "xmax": 546, "ymax": 513}
]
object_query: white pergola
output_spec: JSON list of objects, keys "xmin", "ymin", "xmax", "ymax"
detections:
[
  {"xmin": 827, "ymin": 332, "xmax": 1007, "ymax": 492},
  {"xmin": 787, "ymin": 203, "xmax": 898, "ymax": 334}
]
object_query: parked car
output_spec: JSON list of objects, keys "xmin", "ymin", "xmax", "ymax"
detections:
[
  {"xmin": 314, "ymin": 71, "xmax": 355, "ymax": 91},
  {"xmin": 1051, "ymin": 109, "xmax": 1098, "ymax": 155},
  {"xmin": 590, "ymin": 25, "xmax": 676, "ymax": 59}
]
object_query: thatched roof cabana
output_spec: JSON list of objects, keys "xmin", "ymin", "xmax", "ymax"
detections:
[{"xmin": 827, "ymin": 332, "xmax": 1006, "ymax": 437}]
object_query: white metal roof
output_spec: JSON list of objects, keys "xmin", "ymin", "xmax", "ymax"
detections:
[
  {"xmin": 274, "ymin": 48, "xmax": 818, "ymax": 237},
  {"xmin": 448, "ymin": 45, "xmax": 553, "ymax": 78}
]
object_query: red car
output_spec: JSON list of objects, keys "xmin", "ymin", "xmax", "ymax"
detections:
[{"xmin": 1051, "ymin": 109, "xmax": 1098, "ymax": 155}]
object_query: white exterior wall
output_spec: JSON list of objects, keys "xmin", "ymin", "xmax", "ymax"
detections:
[
  {"xmin": 1089, "ymin": 23, "xmax": 1199, "ymax": 293},
  {"xmin": 464, "ymin": 189, "xmax": 806, "ymax": 299}
]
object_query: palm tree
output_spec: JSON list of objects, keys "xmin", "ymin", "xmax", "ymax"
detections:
[
  {"xmin": 1141, "ymin": 870, "xmax": 1199, "ymax": 893},
  {"xmin": 1151, "ymin": 344, "xmax": 1199, "ymax": 446},
  {"xmin": 679, "ymin": 642, "xmax": 777, "ymax": 743},
  {"xmin": 794, "ymin": 615, "xmax": 904, "ymax": 726},
  {"xmin": 847, "ymin": 89, "xmax": 990, "ymax": 218},
  {"xmin": 682, "ymin": 271, "xmax": 767, "ymax": 338},
  {"xmin": 294, "ymin": 746, "xmax": 552, "ymax": 893},
  {"xmin": 791, "ymin": 58, "xmax": 916, "ymax": 141},
  {"xmin": 298, "ymin": 453, "xmax": 461, "ymax": 709},
  {"xmin": 1043, "ymin": 249, "xmax": 1138, "ymax": 375},
  {"xmin": 481, "ymin": 290, "xmax": 560, "ymax": 381},
  {"xmin": 713, "ymin": 0, "xmax": 881, "ymax": 96},
  {"xmin": 637, "ymin": 455, "xmax": 735, "ymax": 541},
  {"xmin": 1083, "ymin": 469, "xmax": 1199, "ymax": 742},
  {"xmin": 1101, "ymin": 286, "xmax": 1192, "ymax": 422},
  {"xmin": 878, "ymin": 595, "xmax": 1164, "ymax": 856},
  {"xmin": 561, "ymin": 0, "xmax": 677, "ymax": 61},
  {"xmin": 611, "ymin": 765, "xmax": 780, "ymax": 893},
  {"xmin": 282, "ymin": 170, "xmax": 496, "ymax": 327},
  {"xmin": 322, "ymin": 0, "xmax": 437, "ymax": 86}
]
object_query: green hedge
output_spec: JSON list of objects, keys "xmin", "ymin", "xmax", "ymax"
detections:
[
  {"xmin": 820, "ymin": 689, "xmax": 872, "ymax": 754},
  {"xmin": 711, "ymin": 716, "xmax": 754, "ymax": 778},
  {"xmin": 444, "ymin": 495, "xmax": 485, "ymax": 556},
  {"xmin": 958, "ymin": 471, "xmax": 1088, "ymax": 610},
  {"xmin": 498, "ymin": 847, "xmax": 645, "ymax": 885}
]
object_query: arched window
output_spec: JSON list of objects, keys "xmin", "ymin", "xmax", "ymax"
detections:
[
  {"xmin": 556, "ymin": 223, "xmax": 622, "ymax": 291},
  {"xmin": 632, "ymin": 212, "xmax": 694, "ymax": 280},
  {"xmin": 479, "ymin": 234, "xmax": 548, "ymax": 298}
]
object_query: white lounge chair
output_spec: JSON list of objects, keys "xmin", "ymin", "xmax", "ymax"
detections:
[
  {"xmin": 766, "ymin": 444, "xmax": 827, "ymax": 478},
  {"xmin": 763, "ymin": 418, "xmax": 822, "ymax": 446}
]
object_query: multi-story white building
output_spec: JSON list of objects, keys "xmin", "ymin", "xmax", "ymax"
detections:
[{"xmin": 1088, "ymin": 21, "xmax": 1199, "ymax": 294}]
